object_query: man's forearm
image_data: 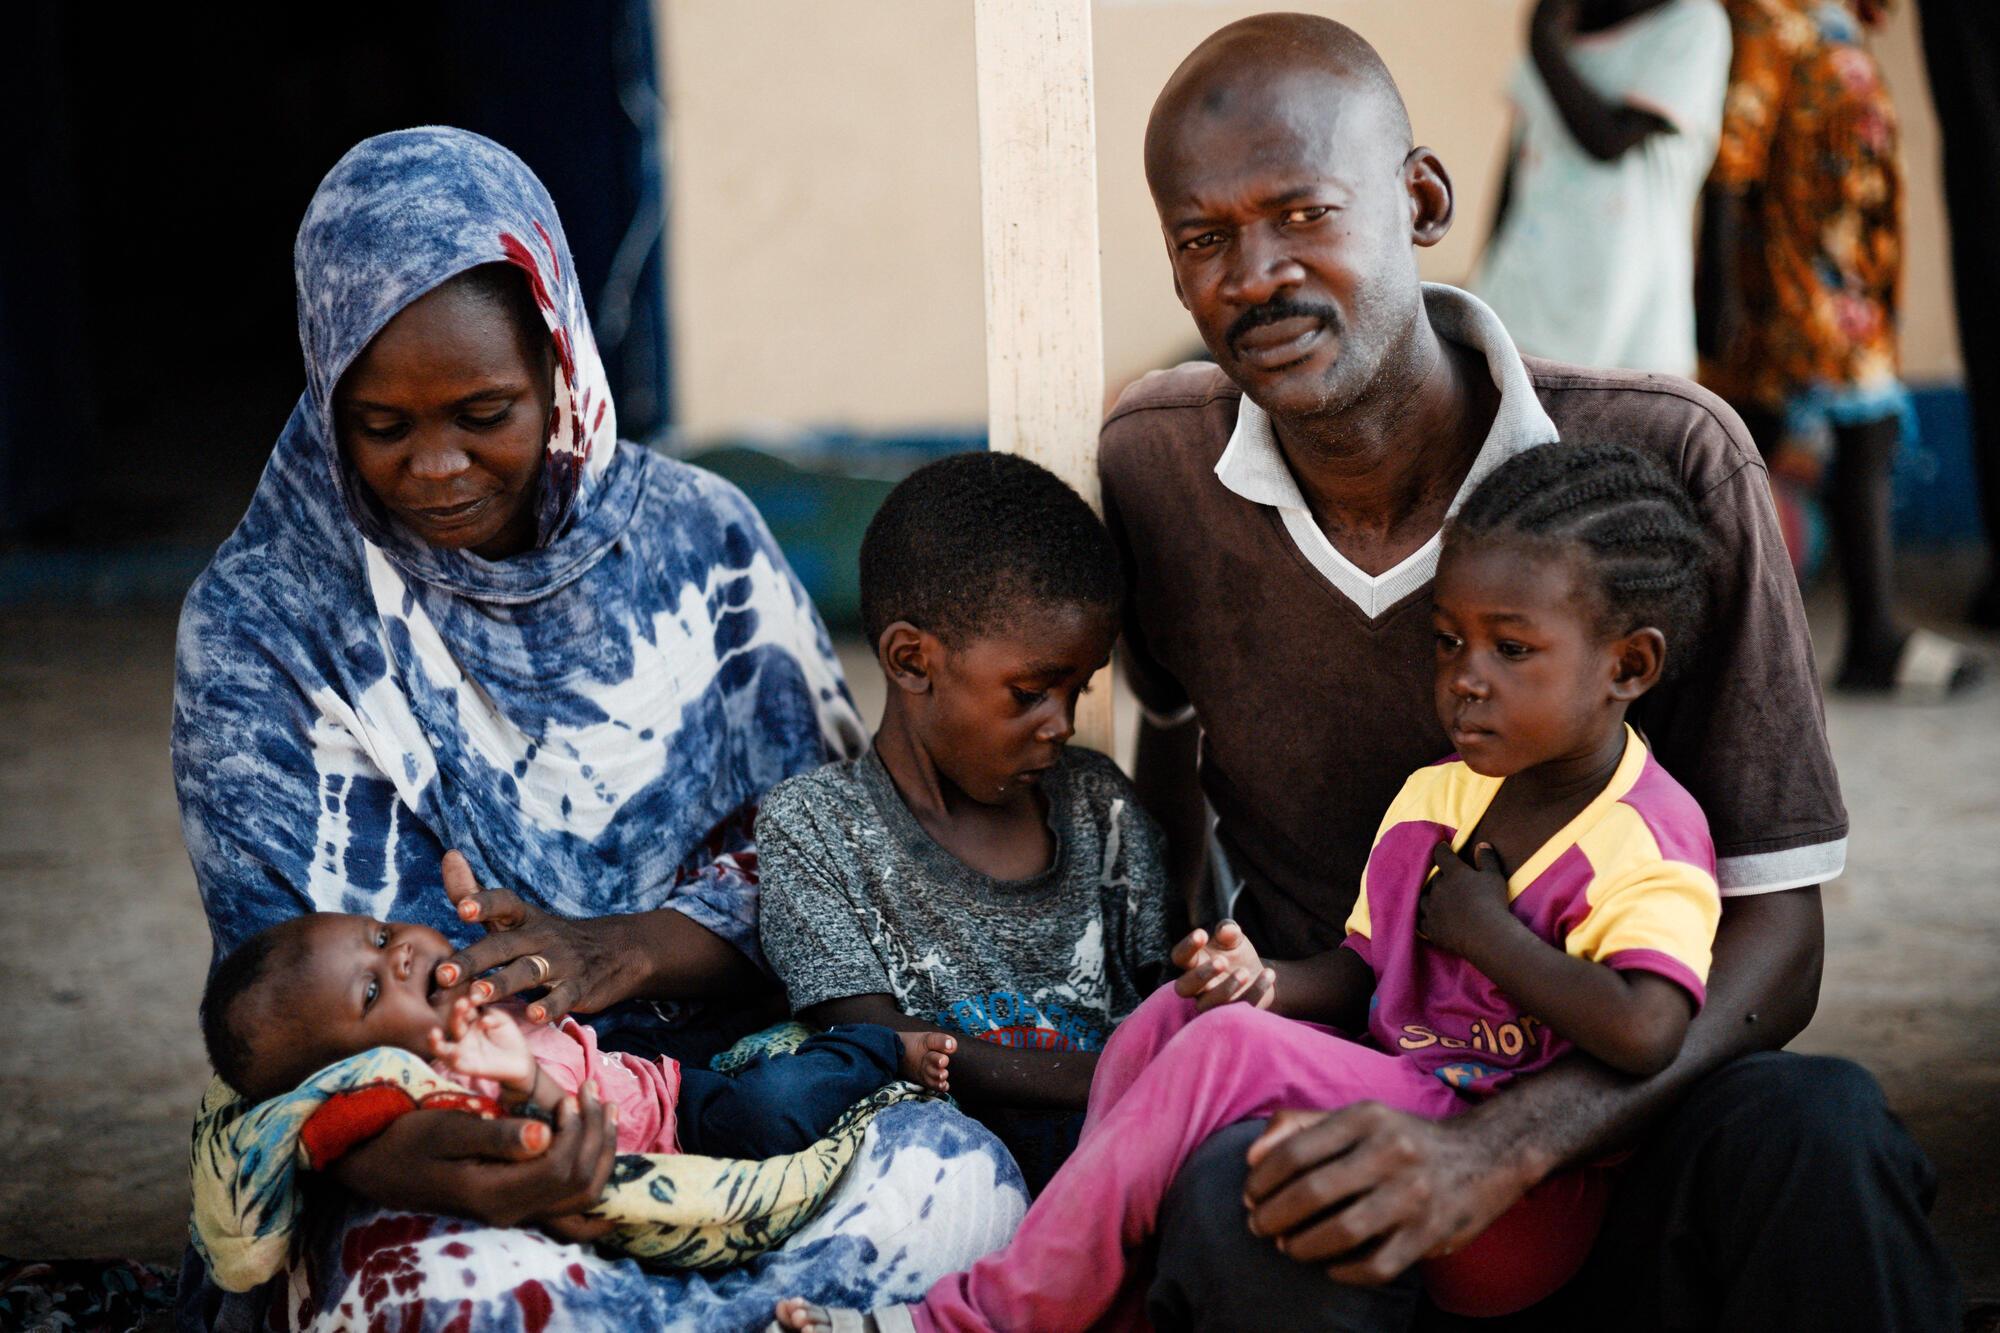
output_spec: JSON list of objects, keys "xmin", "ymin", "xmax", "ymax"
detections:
[{"xmin": 1452, "ymin": 888, "xmax": 1824, "ymax": 1178}]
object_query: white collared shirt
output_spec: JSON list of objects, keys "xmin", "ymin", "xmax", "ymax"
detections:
[{"xmin": 1213, "ymin": 283, "xmax": 1561, "ymax": 620}]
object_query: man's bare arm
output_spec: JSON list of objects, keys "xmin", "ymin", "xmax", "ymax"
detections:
[
  {"xmin": 801, "ymin": 994, "xmax": 1098, "ymax": 1110},
  {"xmin": 1241, "ymin": 887, "xmax": 1823, "ymax": 1280},
  {"xmin": 1473, "ymin": 884, "xmax": 1823, "ymax": 1169},
  {"xmin": 1530, "ymin": 0, "xmax": 1676, "ymax": 162}
]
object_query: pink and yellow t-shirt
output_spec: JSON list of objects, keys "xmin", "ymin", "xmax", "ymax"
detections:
[{"xmin": 1343, "ymin": 725, "xmax": 1720, "ymax": 1096}]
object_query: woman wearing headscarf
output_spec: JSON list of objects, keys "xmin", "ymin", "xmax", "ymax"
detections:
[{"xmin": 171, "ymin": 127, "xmax": 1023, "ymax": 1330}]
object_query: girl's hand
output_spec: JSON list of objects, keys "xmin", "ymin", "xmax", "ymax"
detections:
[
  {"xmin": 430, "ymin": 997, "xmax": 537, "ymax": 1096},
  {"xmin": 1171, "ymin": 919, "xmax": 1276, "ymax": 1012},
  {"xmin": 433, "ymin": 850, "xmax": 643, "ymax": 1025},
  {"xmin": 1418, "ymin": 841, "xmax": 1513, "ymax": 957}
]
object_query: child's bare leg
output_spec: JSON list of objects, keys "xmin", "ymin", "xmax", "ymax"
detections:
[{"xmin": 896, "ymin": 1031, "xmax": 955, "ymax": 1094}]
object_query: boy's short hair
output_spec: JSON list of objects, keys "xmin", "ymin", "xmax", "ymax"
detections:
[
  {"xmin": 860, "ymin": 451, "xmax": 1122, "ymax": 648},
  {"xmin": 200, "ymin": 922, "xmax": 302, "ymax": 1098}
]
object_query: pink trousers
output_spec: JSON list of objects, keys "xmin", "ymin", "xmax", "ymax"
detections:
[{"xmin": 913, "ymin": 984, "xmax": 1609, "ymax": 1331}]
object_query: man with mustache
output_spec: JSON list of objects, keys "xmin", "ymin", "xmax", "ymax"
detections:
[{"xmin": 1099, "ymin": 14, "xmax": 1958, "ymax": 1329}]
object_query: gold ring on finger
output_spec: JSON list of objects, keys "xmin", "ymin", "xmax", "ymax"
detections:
[{"xmin": 525, "ymin": 954, "xmax": 552, "ymax": 986}]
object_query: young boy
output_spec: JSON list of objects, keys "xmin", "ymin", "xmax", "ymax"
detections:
[
  {"xmin": 200, "ymin": 910, "xmax": 953, "ymax": 1159},
  {"xmin": 756, "ymin": 452, "xmax": 1172, "ymax": 1191},
  {"xmin": 775, "ymin": 440, "xmax": 1723, "ymax": 1330}
]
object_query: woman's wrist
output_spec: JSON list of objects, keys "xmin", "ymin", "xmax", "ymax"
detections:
[{"xmin": 584, "ymin": 910, "xmax": 669, "ymax": 1004}]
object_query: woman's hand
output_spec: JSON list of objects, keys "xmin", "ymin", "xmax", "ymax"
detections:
[
  {"xmin": 328, "ymin": 1087, "xmax": 618, "ymax": 1229},
  {"xmin": 434, "ymin": 851, "xmax": 645, "ymax": 1024},
  {"xmin": 1172, "ymin": 919, "xmax": 1276, "ymax": 1012}
]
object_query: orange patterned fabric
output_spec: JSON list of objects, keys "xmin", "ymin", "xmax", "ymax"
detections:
[{"xmin": 1701, "ymin": 0, "xmax": 1903, "ymax": 411}]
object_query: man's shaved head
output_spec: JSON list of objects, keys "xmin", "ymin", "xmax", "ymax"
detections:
[
  {"xmin": 1143, "ymin": 14, "xmax": 1452, "ymax": 422},
  {"xmin": 1145, "ymin": 14, "xmax": 1413, "ymax": 195}
]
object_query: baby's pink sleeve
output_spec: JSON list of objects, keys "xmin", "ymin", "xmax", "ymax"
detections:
[{"xmin": 522, "ymin": 1018, "xmax": 682, "ymax": 1153}]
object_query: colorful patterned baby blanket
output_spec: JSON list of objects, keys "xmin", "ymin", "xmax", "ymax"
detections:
[{"xmin": 190, "ymin": 1025, "xmax": 925, "ymax": 1292}]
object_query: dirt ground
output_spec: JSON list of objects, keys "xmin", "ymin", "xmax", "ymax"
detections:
[{"xmin": 1, "ymin": 556, "xmax": 1994, "ymax": 1301}]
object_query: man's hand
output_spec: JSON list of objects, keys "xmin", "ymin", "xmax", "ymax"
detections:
[
  {"xmin": 430, "ymin": 997, "xmax": 538, "ymax": 1097},
  {"xmin": 1172, "ymin": 920, "xmax": 1276, "ymax": 1012},
  {"xmin": 1417, "ymin": 841, "xmax": 1512, "ymax": 958},
  {"xmin": 1243, "ymin": 1103, "xmax": 1538, "ymax": 1283}
]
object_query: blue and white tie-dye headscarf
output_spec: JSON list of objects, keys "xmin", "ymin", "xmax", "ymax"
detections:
[{"xmin": 172, "ymin": 126, "xmax": 863, "ymax": 973}]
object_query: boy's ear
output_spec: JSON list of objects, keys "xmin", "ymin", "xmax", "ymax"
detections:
[
  {"xmin": 1609, "ymin": 627, "xmax": 1667, "ymax": 701},
  {"xmin": 878, "ymin": 621, "xmax": 936, "ymax": 695}
]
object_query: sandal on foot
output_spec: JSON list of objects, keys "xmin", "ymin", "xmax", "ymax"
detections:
[
  {"xmin": 765, "ymin": 1305, "xmax": 916, "ymax": 1333},
  {"xmin": 1835, "ymin": 627, "xmax": 1984, "ymax": 700}
]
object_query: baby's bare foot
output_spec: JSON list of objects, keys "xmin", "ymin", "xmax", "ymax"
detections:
[
  {"xmin": 772, "ymin": 1297, "xmax": 880, "ymax": 1331},
  {"xmin": 896, "ymin": 1031, "xmax": 955, "ymax": 1094}
]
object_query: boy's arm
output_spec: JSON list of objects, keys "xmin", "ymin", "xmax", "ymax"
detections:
[
  {"xmin": 1418, "ymin": 842, "xmax": 1695, "ymax": 1076},
  {"xmin": 801, "ymin": 994, "xmax": 1097, "ymax": 1110},
  {"xmin": 1529, "ymin": 0, "xmax": 1674, "ymax": 161}
]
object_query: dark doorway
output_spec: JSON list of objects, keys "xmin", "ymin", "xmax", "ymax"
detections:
[{"xmin": 2, "ymin": 1, "xmax": 668, "ymax": 568}]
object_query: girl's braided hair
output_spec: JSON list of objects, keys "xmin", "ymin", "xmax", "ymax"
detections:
[{"xmin": 1444, "ymin": 440, "xmax": 1714, "ymax": 683}]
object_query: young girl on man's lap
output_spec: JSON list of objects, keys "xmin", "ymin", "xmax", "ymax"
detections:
[{"xmin": 776, "ymin": 439, "xmax": 1723, "ymax": 1330}]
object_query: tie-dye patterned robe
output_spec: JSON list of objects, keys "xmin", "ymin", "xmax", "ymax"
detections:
[{"xmin": 169, "ymin": 127, "xmax": 1023, "ymax": 1332}]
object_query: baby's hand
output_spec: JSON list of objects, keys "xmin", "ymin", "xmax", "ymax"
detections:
[
  {"xmin": 1418, "ymin": 840, "xmax": 1512, "ymax": 958},
  {"xmin": 429, "ymin": 997, "xmax": 537, "ymax": 1097},
  {"xmin": 1171, "ymin": 919, "xmax": 1275, "ymax": 1013}
]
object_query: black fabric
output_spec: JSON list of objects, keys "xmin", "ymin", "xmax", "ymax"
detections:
[
  {"xmin": 968, "ymin": 1108, "xmax": 1086, "ymax": 1197},
  {"xmin": 1149, "ymin": 1119, "xmax": 1424, "ymax": 1333},
  {"xmin": 1733, "ymin": 403, "xmax": 1906, "ymax": 670},
  {"xmin": 1149, "ymin": 1053, "xmax": 1960, "ymax": 1332},
  {"xmin": 671, "ymin": 1023, "xmax": 901, "ymax": 1160},
  {"xmin": 1917, "ymin": 0, "xmax": 2000, "ymax": 586},
  {"xmin": 1825, "ymin": 416, "xmax": 1905, "ymax": 663}
]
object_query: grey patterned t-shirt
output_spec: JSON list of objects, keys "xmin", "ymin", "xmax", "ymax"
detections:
[{"xmin": 756, "ymin": 746, "xmax": 1170, "ymax": 1052}]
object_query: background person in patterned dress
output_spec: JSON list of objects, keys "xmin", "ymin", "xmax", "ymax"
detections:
[{"xmin": 1699, "ymin": 0, "xmax": 1984, "ymax": 696}]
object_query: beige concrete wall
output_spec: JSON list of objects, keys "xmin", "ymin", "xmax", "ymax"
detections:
[{"xmin": 659, "ymin": 0, "xmax": 1960, "ymax": 440}]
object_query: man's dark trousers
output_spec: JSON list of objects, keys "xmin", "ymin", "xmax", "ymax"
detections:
[{"xmin": 1146, "ymin": 1051, "xmax": 1961, "ymax": 1331}]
